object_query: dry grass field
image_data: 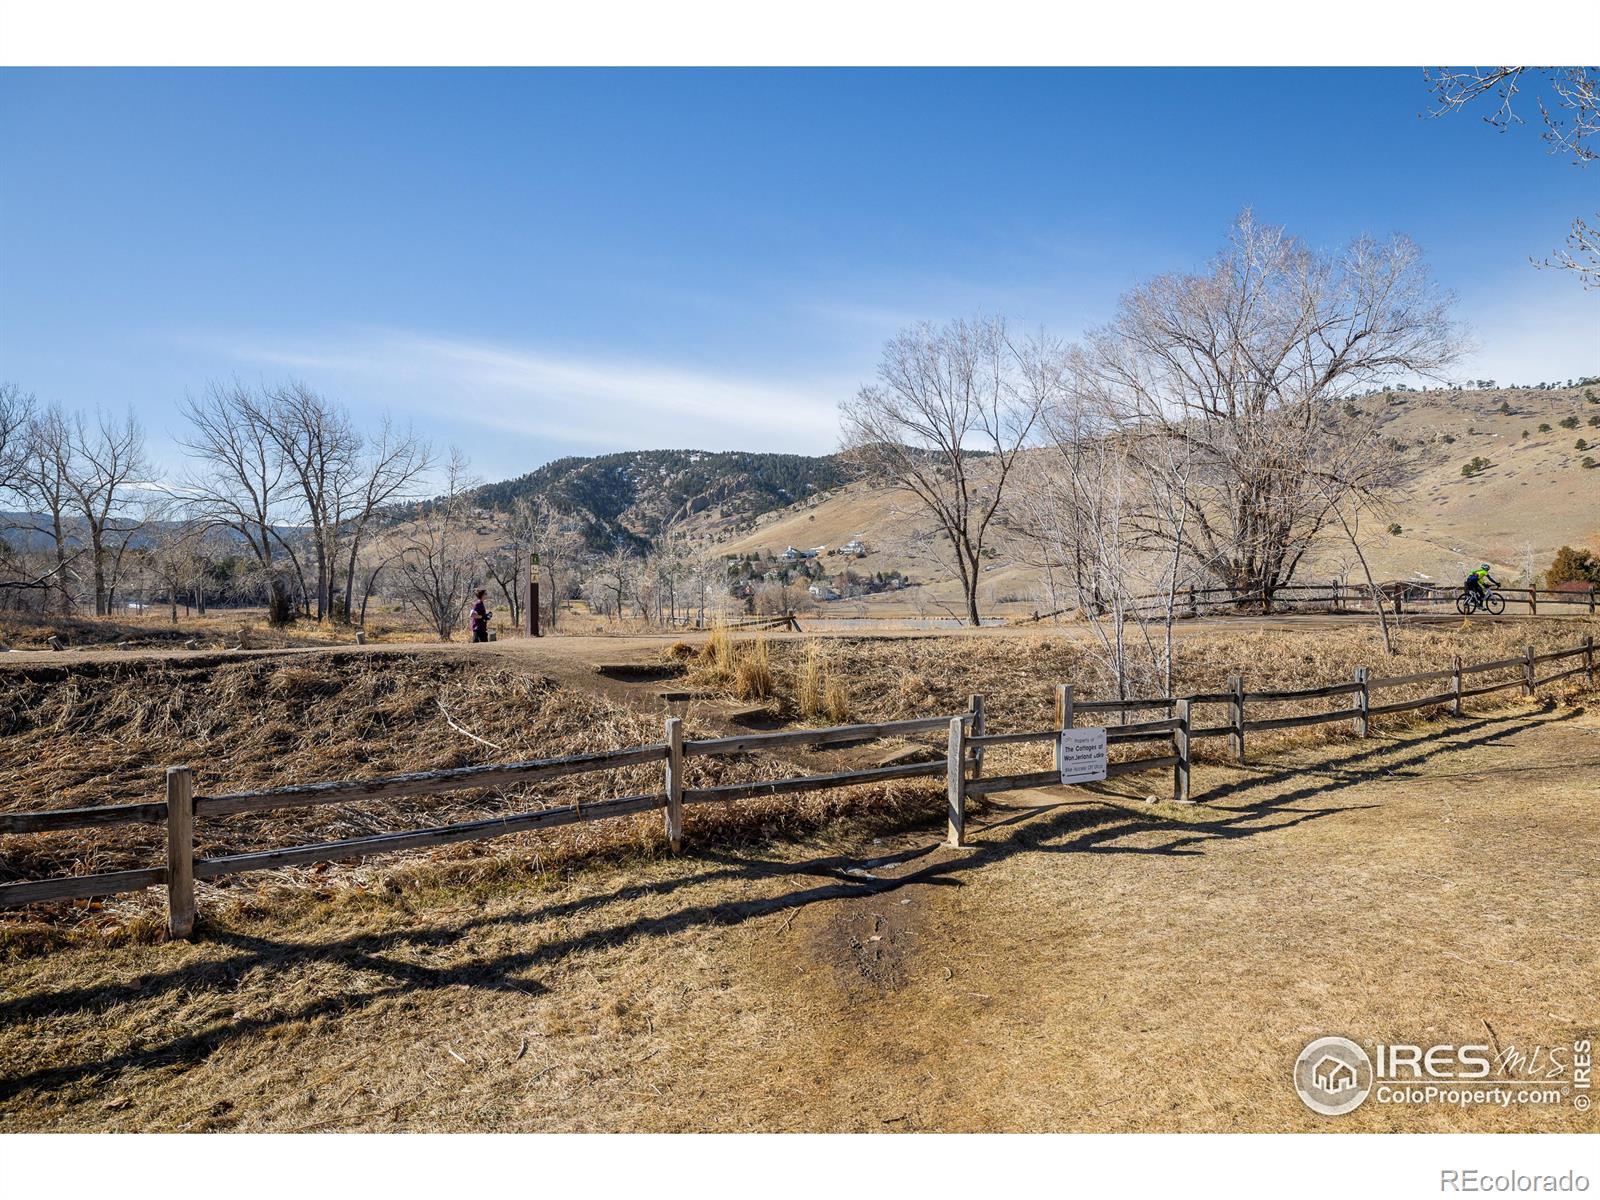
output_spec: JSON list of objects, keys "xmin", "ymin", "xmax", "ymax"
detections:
[
  {"xmin": 1, "ymin": 615, "xmax": 1596, "ymax": 1132},
  {"xmin": 1, "ymin": 699, "xmax": 1595, "ymax": 1132}
]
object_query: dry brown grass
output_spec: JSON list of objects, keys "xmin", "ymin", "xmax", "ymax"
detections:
[{"xmin": 3, "ymin": 701, "xmax": 1594, "ymax": 1132}]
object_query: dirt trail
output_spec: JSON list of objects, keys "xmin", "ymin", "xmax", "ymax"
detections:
[{"xmin": 4, "ymin": 700, "xmax": 1595, "ymax": 1132}]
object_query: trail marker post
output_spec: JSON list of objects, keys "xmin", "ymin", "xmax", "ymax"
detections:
[{"xmin": 526, "ymin": 553, "xmax": 541, "ymax": 638}]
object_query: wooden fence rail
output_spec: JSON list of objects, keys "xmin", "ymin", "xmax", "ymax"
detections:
[{"xmin": 2, "ymin": 636, "xmax": 1594, "ymax": 937}]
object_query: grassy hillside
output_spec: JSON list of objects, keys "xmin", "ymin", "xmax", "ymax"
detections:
[{"xmin": 706, "ymin": 385, "xmax": 1600, "ymax": 612}]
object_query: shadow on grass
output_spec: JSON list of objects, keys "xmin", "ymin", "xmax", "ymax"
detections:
[{"xmin": 0, "ymin": 706, "xmax": 1581, "ymax": 1103}]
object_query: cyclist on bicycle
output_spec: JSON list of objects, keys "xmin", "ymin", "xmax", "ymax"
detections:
[{"xmin": 1464, "ymin": 563, "xmax": 1501, "ymax": 604}]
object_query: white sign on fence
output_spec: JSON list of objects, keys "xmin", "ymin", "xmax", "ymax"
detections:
[{"xmin": 1059, "ymin": 726, "xmax": 1108, "ymax": 785}]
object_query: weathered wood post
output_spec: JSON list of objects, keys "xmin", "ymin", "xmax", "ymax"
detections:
[
  {"xmin": 967, "ymin": 693, "xmax": 985, "ymax": 780},
  {"xmin": 1173, "ymin": 699, "xmax": 1191, "ymax": 805},
  {"xmin": 1393, "ymin": 587, "xmax": 1404, "ymax": 617},
  {"xmin": 526, "ymin": 553, "xmax": 541, "ymax": 638},
  {"xmin": 664, "ymin": 716, "xmax": 684, "ymax": 854},
  {"xmin": 1354, "ymin": 666, "xmax": 1370, "ymax": 738},
  {"xmin": 1584, "ymin": 634, "xmax": 1596, "ymax": 685},
  {"xmin": 1451, "ymin": 654, "xmax": 1463, "ymax": 717},
  {"xmin": 945, "ymin": 716, "xmax": 966, "ymax": 848},
  {"xmin": 1331, "ymin": 579, "xmax": 1341, "ymax": 614},
  {"xmin": 1186, "ymin": 586, "xmax": 1197, "ymax": 619},
  {"xmin": 1055, "ymin": 683, "xmax": 1074, "ymax": 732},
  {"xmin": 1523, "ymin": 644, "xmax": 1536, "ymax": 696},
  {"xmin": 354, "ymin": 629, "xmax": 366, "ymax": 645},
  {"xmin": 1228, "ymin": 674, "xmax": 1245, "ymax": 763},
  {"xmin": 1528, "ymin": 588, "xmax": 1537, "ymax": 616},
  {"xmin": 165, "ymin": 766, "xmax": 195, "ymax": 940}
]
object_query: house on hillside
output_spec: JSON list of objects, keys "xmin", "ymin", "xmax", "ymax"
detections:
[
  {"xmin": 808, "ymin": 583, "xmax": 840, "ymax": 601},
  {"xmin": 840, "ymin": 538, "xmax": 866, "ymax": 557},
  {"xmin": 782, "ymin": 544, "xmax": 820, "ymax": 561}
]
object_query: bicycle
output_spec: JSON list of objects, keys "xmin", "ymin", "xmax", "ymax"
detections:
[{"xmin": 1455, "ymin": 587, "xmax": 1505, "ymax": 616}]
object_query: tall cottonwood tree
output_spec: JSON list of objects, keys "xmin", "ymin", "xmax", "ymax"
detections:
[
  {"xmin": 1075, "ymin": 212, "xmax": 1459, "ymax": 602},
  {"xmin": 840, "ymin": 316, "xmax": 1053, "ymax": 626}
]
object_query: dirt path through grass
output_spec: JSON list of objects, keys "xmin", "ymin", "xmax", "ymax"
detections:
[{"xmin": 2, "ymin": 701, "xmax": 1596, "ymax": 1132}]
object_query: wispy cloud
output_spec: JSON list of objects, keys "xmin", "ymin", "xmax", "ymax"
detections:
[{"xmin": 196, "ymin": 329, "xmax": 853, "ymax": 455}]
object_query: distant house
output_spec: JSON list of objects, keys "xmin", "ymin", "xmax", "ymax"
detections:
[
  {"xmin": 782, "ymin": 545, "xmax": 820, "ymax": 561},
  {"xmin": 840, "ymin": 538, "xmax": 866, "ymax": 557},
  {"xmin": 808, "ymin": 584, "xmax": 840, "ymax": 601}
]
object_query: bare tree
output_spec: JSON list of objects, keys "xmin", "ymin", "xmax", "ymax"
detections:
[
  {"xmin": 586, "ymin": 549, "xmax": 636, "ymax": 623},
  {"xmin": 58, "ymin": 409, "xmax": 150, "ymax": 615},
  {"xmin": 392, "ymin": 451, "xmax": 480, "ymax": 640},
  {"xmin": 177, "ymin": 382, "xmax": 300, "ymax": 624},
  {"xmin": 840, "ymin": 316, "xmax": 1052, "ymax": 626},
  {"xmin": 1076, "ymin": 211, "xmax": 1459, "ymax": 604},
  {"xmin": 1426, "ymin": 67, "xmax": 1600, "ymax": 287},
  {"xmin": 257, "ymin": 382, "xmax": 361, "ymax": 622},
  {"xmin": 336, "ymin": 415, "xmax": 431, "ymax": 624}
]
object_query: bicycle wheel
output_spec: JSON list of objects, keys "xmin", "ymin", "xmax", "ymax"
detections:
[
  {"xmin": 1485, "ymin": 592, "xmax": 1506, "ymax": 616},
  {"xmin": 1455, "ymin": 592, "xmax": 1473, "ymax": 615}
]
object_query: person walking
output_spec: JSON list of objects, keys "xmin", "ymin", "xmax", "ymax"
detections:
[{"xmin": 469, "ymin": 588, "xmax": 491, "ymax": 643}]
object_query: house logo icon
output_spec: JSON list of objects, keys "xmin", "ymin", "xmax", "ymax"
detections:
[{"xmin": 1294, "ymin": 1036, "xmax": 1374, "ymax": 1116}]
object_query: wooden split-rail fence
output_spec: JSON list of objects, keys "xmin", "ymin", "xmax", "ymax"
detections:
[
  {"xmin": 1024, "ymin": 581, "xmax": 1599, "ymax": 623},
  {"xmin": 1, "ymin": 636, "xmax": 1594, "ymax": 940}
]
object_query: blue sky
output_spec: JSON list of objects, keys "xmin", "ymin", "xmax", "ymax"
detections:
[{"xmin": 2, "ymin": 67, "xmax": 1596, "ymax": 482}]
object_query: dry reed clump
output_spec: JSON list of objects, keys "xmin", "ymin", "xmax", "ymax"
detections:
[
  {"xmin": 794, "ymin": 641, "xmax": 850, "ymax": 723},
  {"xmin": 684, "ymin": 626, "xmax": 776, "ymax": 703}
]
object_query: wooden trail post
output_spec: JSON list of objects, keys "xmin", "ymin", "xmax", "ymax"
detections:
[
  {"xmin": 1173, "ymin": 699, "xmax": 1192, "ymax": 805},
  {"xmin": 1228, "ymin": 674, "xmax": 1245, "ymax": 763},
  {"xmin": 1354, "ymin": 667, "xmax": 1370, "ymax": 738},
  {"xmin": 945, "ymin": 716, "xmax": 966, "ymax": 848},
  {"xmin": 1523, "ymin": 644, "xmax": 1536, "ymax": 696},
  {"xmin": 1584, "ymin": 635, "xmax": 1596, "ymax": 685},
  {"xmin": 968, "ymin": 693, "xmax": 985, "ymax": 780},
  {"xmin": 664, "ymin": 716, "xmax": 684, "ymax": 853},
  {"xmin": 526, "ymin": 553, "xmax": 541, "ymax": 638},
  {"xmin": 1528, "ymin": 588, "xmax": 1537, "ymax": 616},
  {"xmin": 165, "ymin": 766, "xmax": 195, "ymax": 940},
  {"xmin": 1451, "ymin": 655, "xmax": 1464, "ymax": 717}
]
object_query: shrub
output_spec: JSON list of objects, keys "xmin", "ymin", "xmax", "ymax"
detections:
[
  {"xmin": 1539, "ymin": 423, "xmax": 1553, "ymax": 433},
  {"xmin": 1547, "ymin": 546, "xmax": 1600, "ymax": 587},
  {"xmin": 1522, "ymin": 430, "xmax": 1530, "ymax": 439},
  {"xmin": 1588, "ymin": 415, "xmax": 1600, "ymax": 427},
  {"xmin": 1584, "ymin": 457, "xmax": 1598, "ymax": 469},
  {"xmin": 1498, "ymin": 400, "xmax": 1514, "ymax": 414},
  {"xmin": 1559, "ymin": 415, "xmax": 1580, "ymax": 429},
  {"xmin": 1387, "ymin": 523, "xmax": 1402, "ymax": 535},
  {"xmin": 1441, "ymin": 432, "xmax": 1456, "ymax": 443},
  {"xmin": 731, "ymin": 637, "xmax": 775, "ymax": 702},
  {"xmin": 1460, "ymin": 456, "xmax": 1491, "ymax": 477},
  {"xmin": 1578, "ymin": 439, "xmax": 1591, "ymax": 452}
]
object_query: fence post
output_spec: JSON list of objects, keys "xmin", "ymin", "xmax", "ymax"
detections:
[
  {"xmin": 946, "ymin": 716, "xmax": 966, "ymax": 848},
  {"xmin": 1451, "ymin": 654, "xmax": 1463, "ymax": 717},
  {"xmin": 1228, "ymin": 674, "xmax": 1245, "ymax": 763},
  {"xmin": 1585, "ymin": 635, "xmax": 1595, "ymax": 685},
  {"xmin": 1523, "ymin": 644, "xmax": 1536, "ymax": 696},
  {"xmin": 664, "ymin": 716, "xmax": 684, "ymax": 853},
  {"xmin": 1186, "ymin": 586, "xmax": 1197, "ymax": 618},
  {"xmin": 1528, "ymin": 588, "xmax": 1537, "ymax": 616},
  {"xmin": 1173, "ymin": 699, "xmax": 1191, "ymax": 805},
  {"xmin": 165, "ymin": 765, "xmax": 195, "ymax": 940},
  {"xmin": 968, "ymin": 692, "xmax": 985, "ymax": 780},
  {"xmin": 1354, "ymin": 667, "xmax": 1370, "ymax": 738},
  {"xmin": 1331, "ymin": 579, "xmax": 1341, "ymax": 613}
]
